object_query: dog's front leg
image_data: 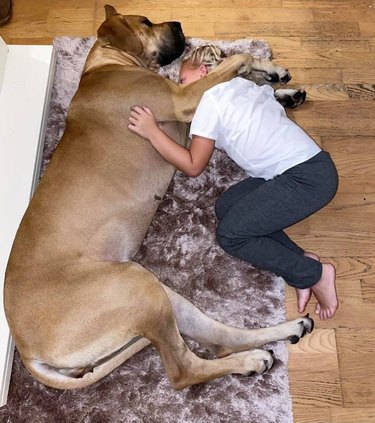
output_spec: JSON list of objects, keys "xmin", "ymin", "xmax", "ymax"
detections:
[
  {"xmin": 169, "ymin": 53, "xmax": 256, "ymax": 122},
  {"xmin": 240, "ymin": 57, "xmax": 291, "ymax": 85},
  {"xmin": 169, "ymin": 54, "xmax": 290, "ymax": 123}
]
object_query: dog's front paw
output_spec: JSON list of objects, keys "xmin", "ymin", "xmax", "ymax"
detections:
[
  {"xmin": 275, "ymin": 88, "xmax": 307, "ymax": 109},
  {"xmin": 289, "ymin": 89, "xmax": 306, "ymax": 108},
  {"xmin": 266, "ymin": 68, "xmax": 291, "ymax": 85}
]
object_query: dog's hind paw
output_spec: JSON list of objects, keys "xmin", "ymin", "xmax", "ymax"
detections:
[
  {"xmin": 236, "ymin": 349, "xmax": 274, "ymax": 376},
  {"xmin": 288, "ymin": 314, "xmax": 314, "ymax": 344}
]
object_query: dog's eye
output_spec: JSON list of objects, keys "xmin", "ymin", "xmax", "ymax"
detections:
[{"xmin": 142, "ymin": 18, "xmax": 152, "ymax": 27}]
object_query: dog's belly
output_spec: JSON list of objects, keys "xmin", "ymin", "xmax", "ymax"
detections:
[{"xmin": 7, "ymin": 114, "xmax": 187, "ymax": 268}]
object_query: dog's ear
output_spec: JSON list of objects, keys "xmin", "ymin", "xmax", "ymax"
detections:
[
  {"xmin": 104, "ymin": 4, "xmax": 118, "ymax": 20},
  {"xmin": 97, "ymin": 18, "xmax": 143, "ymax": 57}
]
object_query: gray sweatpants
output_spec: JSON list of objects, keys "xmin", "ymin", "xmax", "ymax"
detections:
[{"xmin": 215, "ymin": 151, "xmax": 338, "ymax": 289}]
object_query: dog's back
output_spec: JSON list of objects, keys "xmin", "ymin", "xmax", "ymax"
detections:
[{"xmin": 4, "ymin": 39, "xmax": 186, "ymax": 367}]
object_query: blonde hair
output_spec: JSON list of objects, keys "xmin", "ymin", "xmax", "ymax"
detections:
[{"xmin": 181, "ymin": 44, "xmax": 226, "ymax": 71}]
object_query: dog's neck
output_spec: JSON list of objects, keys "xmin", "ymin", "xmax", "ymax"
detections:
[{"xmin": 83, "ymin": 39, "xmax": 159, "ymax": 75}]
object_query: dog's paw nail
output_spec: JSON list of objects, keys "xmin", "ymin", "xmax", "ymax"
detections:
[{"xmin": 289, "ymin": 335, "xmax": 300, "ymax": 344}]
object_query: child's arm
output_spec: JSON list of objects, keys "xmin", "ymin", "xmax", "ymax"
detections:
[{"xmin": 128, "ymin": 105, "xmax": 214, "ymax": 177}]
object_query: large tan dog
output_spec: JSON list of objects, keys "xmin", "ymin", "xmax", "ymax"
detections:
[{"xmin": 4, "ymin": 5, "xmax": 313, "ymax": 390}]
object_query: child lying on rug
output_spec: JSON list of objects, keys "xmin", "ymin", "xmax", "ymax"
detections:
[{"xmin": 128, "ymin": 44, "xmax": 339, "ymax": 320}]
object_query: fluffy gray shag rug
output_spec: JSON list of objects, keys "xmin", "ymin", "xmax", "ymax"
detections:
[{"xmin": 0, "ymin": 37, "xmax": 293, "ymax": 423}]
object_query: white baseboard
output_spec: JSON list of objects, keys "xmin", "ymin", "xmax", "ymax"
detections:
[{"xmin": 0, "ymin": 44, "xmax": 56, "ymax": 407}]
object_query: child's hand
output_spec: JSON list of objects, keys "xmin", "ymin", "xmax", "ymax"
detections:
[{"xmin": 128, "ymin": 106, "xmax": 159, "ymax": 140}]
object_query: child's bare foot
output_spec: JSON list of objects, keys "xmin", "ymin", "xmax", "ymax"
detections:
[
  {"xmin": 295, "ymin": 252, "xmax": 320, "ymax": 313},
  {"xmin": 296, "ymin": 288, "xmax": 311, "ymax": 313},
  {"xmin": 311, "ymin": 263, "xmax": 338, "ymax": 320}
]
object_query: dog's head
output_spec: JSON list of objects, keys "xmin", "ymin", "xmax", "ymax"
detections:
[{"xmin": 97, "ymin": 5, "xmax": 186, "ymax": 67}]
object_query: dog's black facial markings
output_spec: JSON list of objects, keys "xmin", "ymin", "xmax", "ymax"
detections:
[
  {"xmin": 156, "ymin": 21, "xmax": 185, "ymax": 66},
  {"xmin": 142, "ymin": 18, "xmax": 153, "ymax": 27}
]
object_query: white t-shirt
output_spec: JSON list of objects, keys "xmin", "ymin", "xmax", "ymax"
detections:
[{"xmin": 189, "ymin": 77, "xmax": 321, "ymax": 180}]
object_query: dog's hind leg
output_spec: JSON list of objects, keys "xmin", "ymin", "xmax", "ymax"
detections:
[
  {"xmin": 91, "ymin": 264, "xmax": 275, "ymax": 389},
  {"xmin": 150, "ymin": 327, "xmax": 275, "ymax": 389},
  {"xmin": 143, "ymin": 284, "xmax": 275, "ymax": 389},
  {"xmin": 20, "ymin": 261, "xmax": 309, "ymax": 390},
  {"xmin": 161, "ymin": 284, "xmax": 313, "ymax": 357}
]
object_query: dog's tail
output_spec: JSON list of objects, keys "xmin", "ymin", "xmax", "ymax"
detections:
[{"xmin": 22, "ymin": 336, "xmax": 150, "ymax": 390}]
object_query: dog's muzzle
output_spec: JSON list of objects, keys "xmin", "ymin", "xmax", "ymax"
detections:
[{"xmin": 157, "ymin": 21, "xmax": 186, "ymax": 66}]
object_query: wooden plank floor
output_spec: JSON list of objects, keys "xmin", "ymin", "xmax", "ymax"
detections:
[{"xmin": 1, "ymin": 1, "xmax": 374, "ymax": 421}]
